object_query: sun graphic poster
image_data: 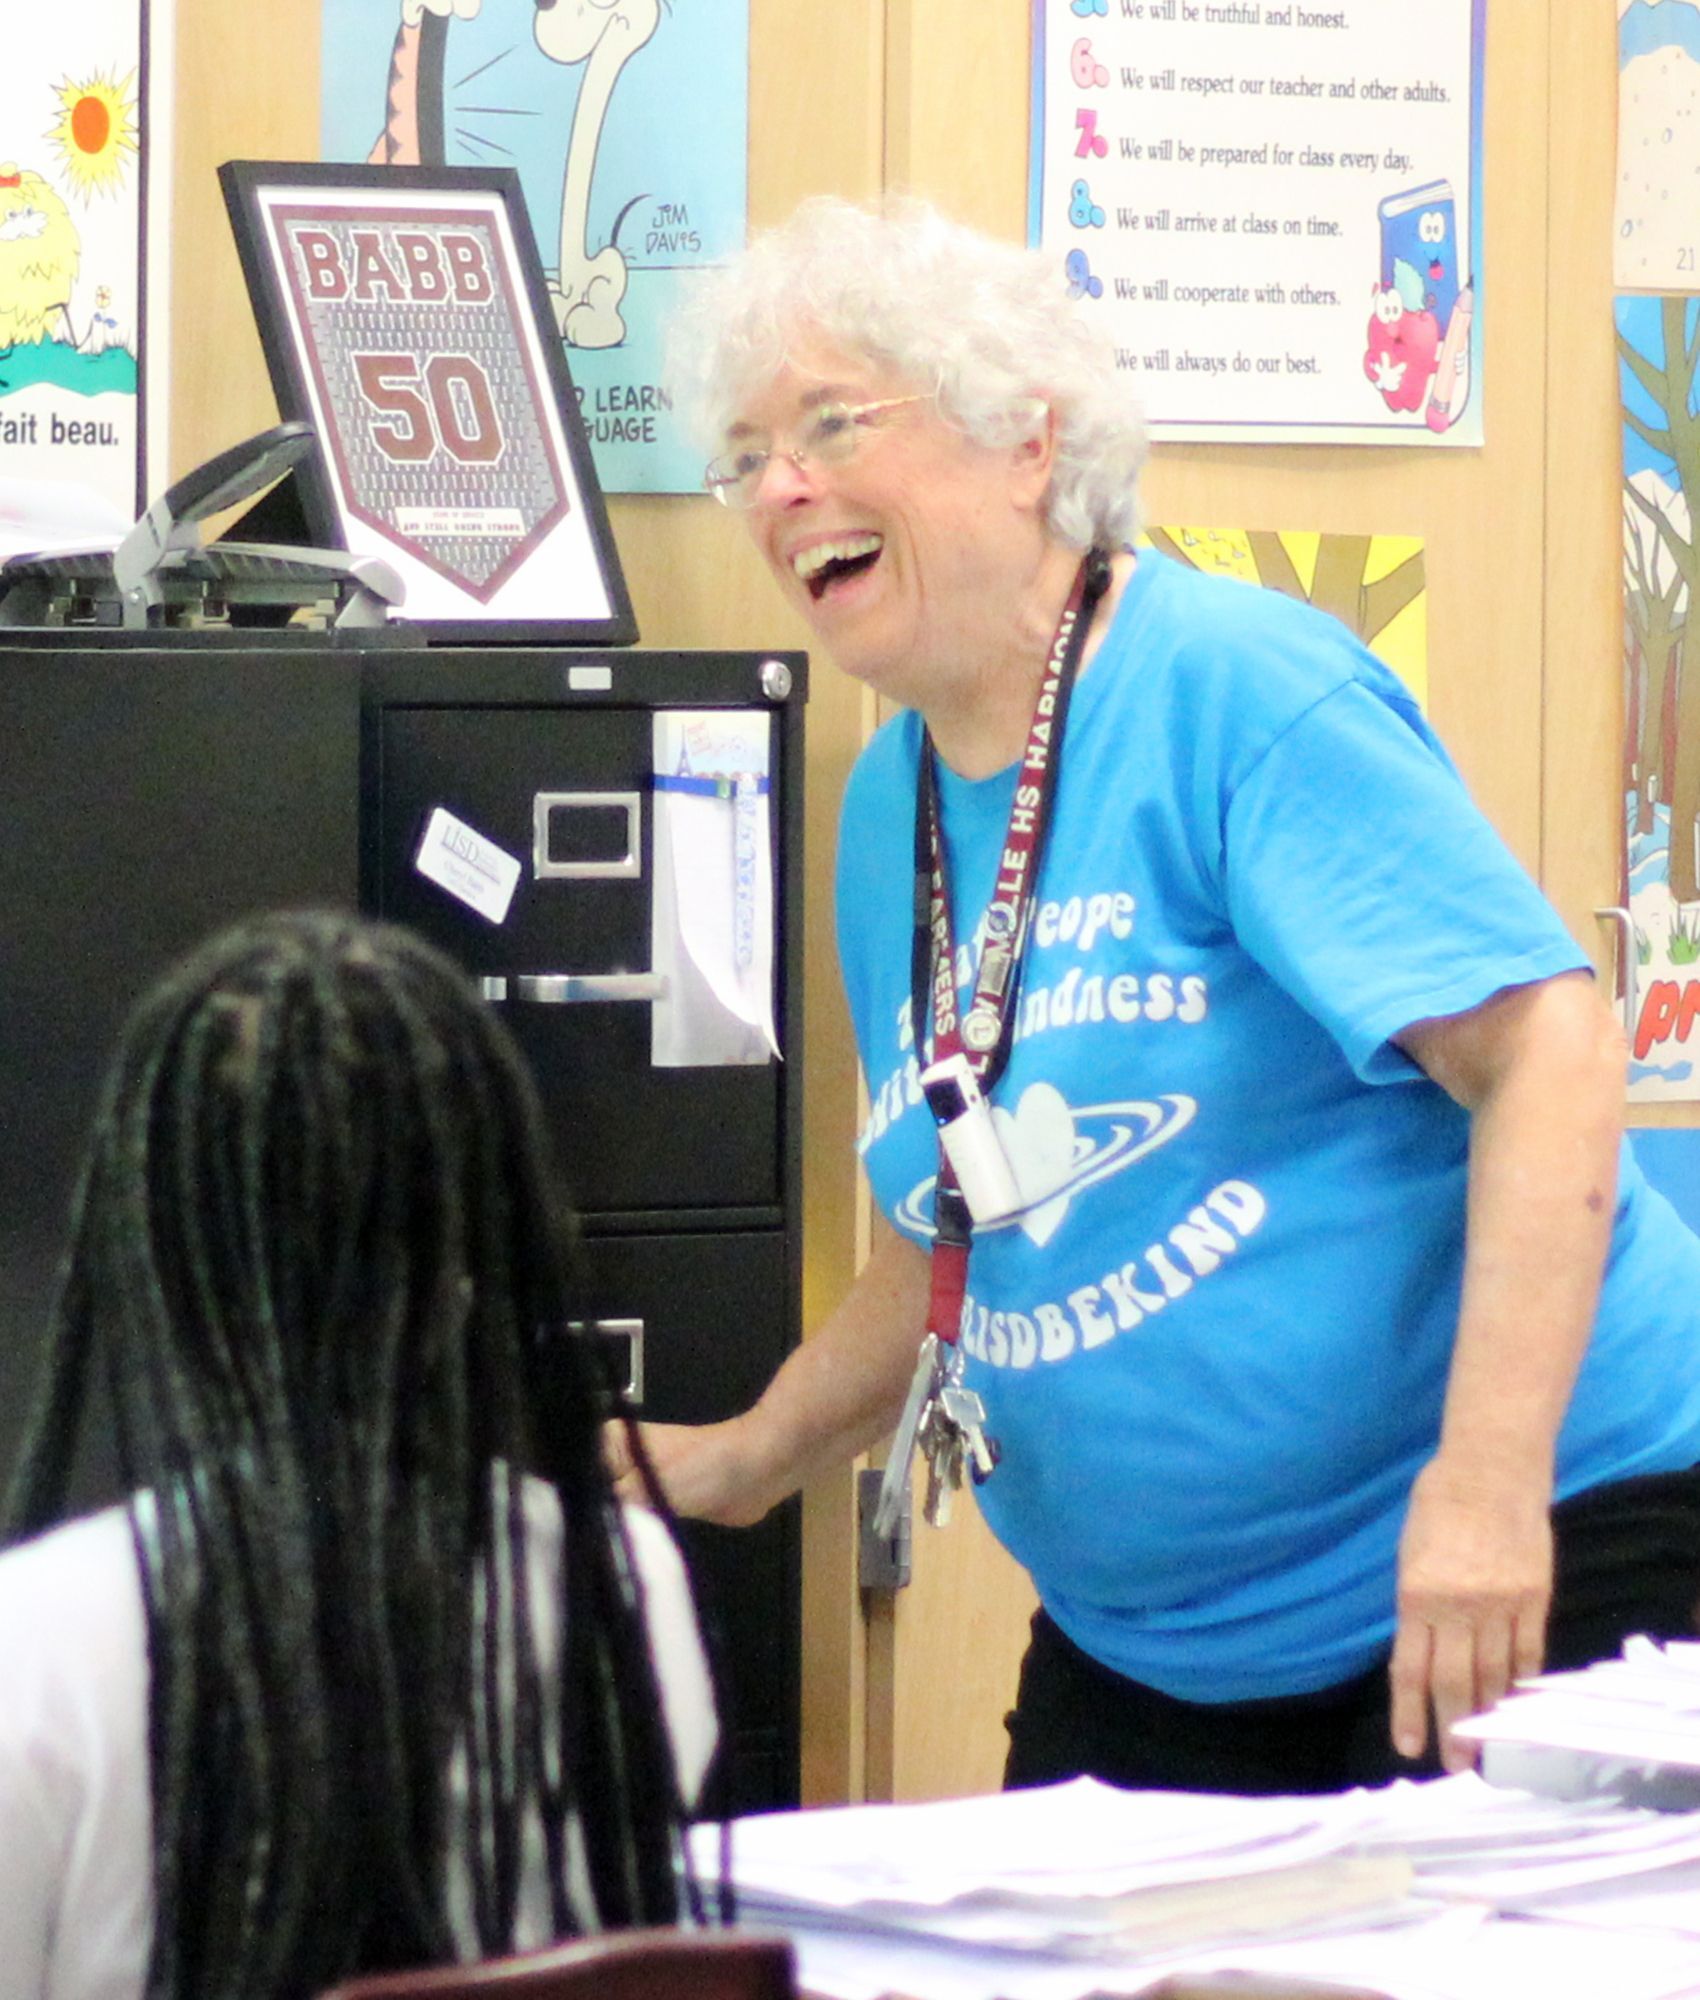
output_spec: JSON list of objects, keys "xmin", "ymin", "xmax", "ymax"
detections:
[
  {"xmin": 0, "ymin": 0, "xmax": 148, "ymax": 545},
  {"xmin": 1139, "ymin": 527, "xmax": 1429, "ymax": 707}
]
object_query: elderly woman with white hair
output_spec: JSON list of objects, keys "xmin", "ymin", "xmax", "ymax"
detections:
[{"xmin": 621, "ymin": 196, "xmax": 1700, "ymax": 1796}]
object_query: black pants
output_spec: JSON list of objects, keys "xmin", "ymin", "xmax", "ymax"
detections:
[{"xmin": 1003, "ymin": 1465, "xmax": 1700, "ymax": 1797}]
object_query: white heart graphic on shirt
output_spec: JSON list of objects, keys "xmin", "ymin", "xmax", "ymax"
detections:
[
  {"xmin": 891, "ymin": 1090, "xmax": 1196, "ymax": 1244},
  {"xmin": 991, "ymin": 1083, "xmax": 1079, "ymax": 1247}
]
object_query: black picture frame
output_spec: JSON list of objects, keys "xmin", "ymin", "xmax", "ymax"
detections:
[{"xmin": 219, "ymin": 159, "xmax": 636, "ymax": 646}]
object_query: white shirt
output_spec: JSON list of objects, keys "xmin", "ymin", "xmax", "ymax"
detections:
[{"xmin": 0, "ymin": 1491, "xmax": 716, "ymax": 2000}]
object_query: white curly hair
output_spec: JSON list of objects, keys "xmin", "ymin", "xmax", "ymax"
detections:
[{"xmin": 668, "ymin": 196, "xmax": 1147, "ymax": 550}]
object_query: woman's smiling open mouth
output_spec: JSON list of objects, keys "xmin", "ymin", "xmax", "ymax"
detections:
[{"xmin": 792, "ymin": 533, "xmax": 884, "ymax": 600}]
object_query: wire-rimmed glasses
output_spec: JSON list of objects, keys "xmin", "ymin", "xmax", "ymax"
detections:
[{"xmin": 703, "ymin": 396, "xmax": 923, "ymax": 508}]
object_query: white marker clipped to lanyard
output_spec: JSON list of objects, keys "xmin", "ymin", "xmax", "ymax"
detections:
[{"xmin": 919, "ymin": 1051, "xmax": 1024, "ymax": 1224}]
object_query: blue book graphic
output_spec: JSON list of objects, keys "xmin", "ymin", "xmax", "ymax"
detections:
[{"xmin": 1378, "ymin": 180, "xmax": 1460, "ymax": 336}]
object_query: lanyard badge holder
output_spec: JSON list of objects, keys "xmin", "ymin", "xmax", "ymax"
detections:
[
  {"xmin": 872, "ymin": 549, "xmax": 1112, "ymax": 1539},
  {"xmin": 919, "ymin": 1052, "xmax": 1025, "ymax": 1223}
]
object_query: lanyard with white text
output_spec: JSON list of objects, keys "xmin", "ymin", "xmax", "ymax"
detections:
[{"xmin": 911, "ymin": 547, "xmax": 1112, "ymax": 1348}]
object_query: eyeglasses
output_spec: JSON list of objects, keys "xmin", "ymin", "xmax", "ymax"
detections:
[{"xmin": 703, "ymin": 397, "xmax": 923, "ymax": 509}]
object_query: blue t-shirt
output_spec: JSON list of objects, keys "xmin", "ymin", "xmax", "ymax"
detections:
[{"xmin": 836, "ymin": 553, "xmax": 1700, "ymax": 1703}]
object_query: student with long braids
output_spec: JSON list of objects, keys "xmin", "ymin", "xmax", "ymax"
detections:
[{"xmin": 0, "ymin": 911, "xmax": 716, "ymax": 2000}]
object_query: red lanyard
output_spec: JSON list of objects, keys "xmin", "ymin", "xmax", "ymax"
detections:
[{"xmin": 911, "ymin": 549, "xmax": 1112, "ymax": 1346}]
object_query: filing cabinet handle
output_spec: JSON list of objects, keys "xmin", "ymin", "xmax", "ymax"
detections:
[
  {"xmin": 569, "ymin": 1317, "xmax": 645, "ymax": 1404},
  {"xmin": 480, "ymin": 973, "xmax": 669, "ymax": 1005}
]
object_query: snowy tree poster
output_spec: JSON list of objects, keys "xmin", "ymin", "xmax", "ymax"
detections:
[
  {"xmin": 1617, "ymin": 295, "xmax": 1700, "ymax": 1100},
  {"xmin": 0, "ymin": 0, "xmax": 149, "ymax": 548}
]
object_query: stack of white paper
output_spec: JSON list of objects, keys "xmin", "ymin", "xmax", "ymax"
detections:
[
  {"xmin": 691, "ymin": 1771, "xmax": 1700, "ymax": 2000},
  {"xmin": 703, "ymin": 1778, "xmax": 1411, "ymax": 1959},
  {"xmin": 1455, "ymin": 1635, "xmax": 1700, "ymax": 1808}
]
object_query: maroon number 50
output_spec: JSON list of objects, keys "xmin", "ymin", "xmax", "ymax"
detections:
[{"xmin": 353, "ymin": 351, "xmax": 505, "ymax": 466}]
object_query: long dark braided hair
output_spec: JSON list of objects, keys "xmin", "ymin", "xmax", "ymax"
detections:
[{"xmin": 4, "ymin": 910, "xmax": 693, "ymax": 1998}]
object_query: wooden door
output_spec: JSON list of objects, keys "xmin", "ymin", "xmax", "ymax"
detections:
[{"xmin": 859, "ymin": 0, "xmax": 1562, "ymax": 1805}]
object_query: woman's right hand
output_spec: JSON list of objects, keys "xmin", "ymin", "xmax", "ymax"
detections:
[
  {"xmin": 604, "ymin": 1415, "xmax": 784, "ymax": 1527},
  {"xmin": 603, "ymin": 1221, "xmax": 934, "ymax": 1530}
]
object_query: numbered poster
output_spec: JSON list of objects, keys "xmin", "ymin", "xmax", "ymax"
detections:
[
  {"xmin": 0, "ymin": 0, "xmax": 153, "ymax": 547},
  {"xmin": 1616, "ymin": 0, "xmax": 1700, "ymax": 290},
  {"xmin": 1030, "ymin": 0, "xmax": 1485, "ymax": 445},
  {"xmin": 320, "ymin": 0, "xmax": 748, "ymax": 495}
]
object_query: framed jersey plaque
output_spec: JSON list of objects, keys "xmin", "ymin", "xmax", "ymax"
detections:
[{"xmin": 220, "ymin": 160, "xmax": 635, "ymax": 645}]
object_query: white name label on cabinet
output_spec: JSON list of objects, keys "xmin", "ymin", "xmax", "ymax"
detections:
[{"xmin": 414, "ymin": 807, "xmax": 522, "ymax": 924}]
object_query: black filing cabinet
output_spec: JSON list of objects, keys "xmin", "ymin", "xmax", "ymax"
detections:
[
  {"xmin": 0, "ymin": 641, "xmax": 364, "ymax": 1509},
  {"xmin": 362, "ymin": 649, "xmax": 806, "ymax": 1813},
  {"xmin": 0, "ymin": 637, "xmax": 806, "ymax": 1814}
]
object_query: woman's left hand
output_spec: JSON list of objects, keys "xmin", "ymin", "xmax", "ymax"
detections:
[
  {"xmin": 1388, "ymin": 972, "xmax": 1626, "ymax": 1772},
  {"xmin": 1388, "ymin": 1455, "xmax": 1553, "ymax": 1771}
]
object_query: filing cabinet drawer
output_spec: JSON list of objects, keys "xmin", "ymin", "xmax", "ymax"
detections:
[
  {"xmin": 576, "ymin": 1227, "xmax": 799, "ymax": 1813},
  {"xmin": 369, "ymin": 703, "xmax": 783, "ymax": 1215}
]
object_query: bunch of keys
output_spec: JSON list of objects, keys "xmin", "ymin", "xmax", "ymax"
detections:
[{"xmin": 872, "ymin": 1331, "xmax": 999, "ymax": 1536}]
